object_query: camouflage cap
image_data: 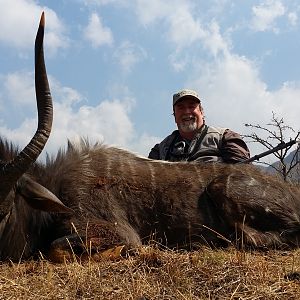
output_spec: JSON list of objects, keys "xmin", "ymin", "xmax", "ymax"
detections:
[{"xmin": 173, "ymin": 89, "xmax": 200, "ymax": 106}]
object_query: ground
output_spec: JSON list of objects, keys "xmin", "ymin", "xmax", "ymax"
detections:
[{"xmin": 1, "ymin": 246, "xmax": 300, "ymax": 299}]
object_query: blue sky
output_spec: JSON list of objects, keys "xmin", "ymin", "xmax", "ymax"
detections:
[{"xmin": 0, "ymin": 0, "xmax": 300, "ymax": 161}]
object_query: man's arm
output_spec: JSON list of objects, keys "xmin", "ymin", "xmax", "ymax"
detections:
[
  {"xmin": 148, "ymin": 144, "xmax": 160, "ymax": 160},
  {"xmin": 221, "ymin": 129, "xmax": 250, "ymax": 163}
]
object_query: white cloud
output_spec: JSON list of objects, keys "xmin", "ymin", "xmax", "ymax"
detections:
[
  {"xmin": 0, "ymin": 71, "xmax": 83, "ymax": 112},
  {"xmin": 83, "ymin": 13, "xmax": 114, "ymax": 48},
  {"xmin": 0, "ymin": 0, "xmax": 67, "ymax": 53},
  {"xmin": 82, "ymin": 0, "xmax": 118, "ymax": 5},
  {"xmin": 250, "ymin": 0, "xmax": 286, "ymax": 32},
  {"xmin": 0, "ymin": 118, "xmax": 37, "ymax": 147},
  {"xmin": 134, "ymin": 0, "xmax": 172, "ymax": 25},
  {"xmin": 167, "ymin": 18, "xmax": 230, "ymax": 71},
  {"xmin": 0, "ymin": 108, "xmax": 153, "ymax": 161},
  {"xmin": 113, "ymin": 41, "xmax": 147, "ymax": 72},
  {"xmin": 186, "ymin": 52, "xmax": 300, "ymax": 157},
  {"xmin": 135, "ymin": 0, "xmax": 206, "ymax": 49},
  {"xmin": 54, "ymin": 97, "xmax": 133, "ymax": 151},
  {"xmin": 288, "ymin": 12, "xmax": 298, "ymax": 26},
  {"xmin": 0, "ymin": 71, "xmax": 146, "ymax": 159},
  {"xmin": 168, "ymin": 51, "xmax": 188, "ymax": 72},
  {"xmin": 129, "ymin": 133, "xmax": 162, "ymax": 157},
  {"xmin": 203, "ymin": 21, "xmax": 230, "ymax": 57},
  {"xmin": 134, "ymin": 0, "xmax": 230, "ymax": 71},
  {"xmin": 3, "ymin": 71, "xmax": 34, "ymax": 105},
  {"xmin": 271, "ymin": 81, "xmax": 300, "ymax": 128},
  {"xmin": 167, "ymin": 5, "xmax": 206, "ymax": 48},
  {"xmin": 47, "ymin": 98, "xmax": 135, "ymax": 152}
]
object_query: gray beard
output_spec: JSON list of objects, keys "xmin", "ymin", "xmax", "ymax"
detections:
[{"xmin": 178, "ymin": 121, "xmax": 197, "ymax": 133}]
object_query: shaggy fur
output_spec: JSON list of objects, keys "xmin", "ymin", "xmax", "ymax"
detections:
[{"xmin": 1, "ymin": 138, "xmax": 300, "ymax": 261}]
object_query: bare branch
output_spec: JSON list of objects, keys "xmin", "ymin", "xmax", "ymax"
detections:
[{"xmin": 244, "ymin": 113, "xmax": 299, "ymax": 181}]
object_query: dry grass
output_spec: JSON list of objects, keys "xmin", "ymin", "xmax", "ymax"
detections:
[{"xmin": 1, "ymin": 246, "xmax": 300, "ymax": 299}]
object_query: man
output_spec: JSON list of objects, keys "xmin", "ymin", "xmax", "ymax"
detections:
[{"xmin": 148, "ymin": 89, "xmax": 250, "ymax": 163}]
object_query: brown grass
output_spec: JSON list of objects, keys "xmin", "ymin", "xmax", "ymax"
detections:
[{"xmin": 1, "ymin": 246, "xmax": 300, "ymax": 299}]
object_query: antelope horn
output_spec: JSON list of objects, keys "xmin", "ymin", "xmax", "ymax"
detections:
[{"xmin": 0, "ymin": 12, "xmax": 52, "ymax": 203}]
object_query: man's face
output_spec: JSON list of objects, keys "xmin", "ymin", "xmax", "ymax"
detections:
[{"xmin": 173, "ymin": 98, "xmax": 204, "ymax": 134}]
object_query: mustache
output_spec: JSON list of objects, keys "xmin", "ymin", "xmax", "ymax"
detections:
[{"xmin": 181, "ymin": 114, "xmax": 196, "ymax": 122}]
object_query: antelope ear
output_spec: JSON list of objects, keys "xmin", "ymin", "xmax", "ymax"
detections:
[{"xmin": 17, "ymin": 176, "xmax": 73, "ymax": 213}]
